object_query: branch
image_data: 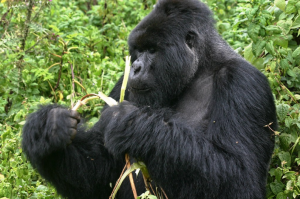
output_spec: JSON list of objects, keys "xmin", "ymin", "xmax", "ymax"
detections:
[
  {"xmin": 70, "ymin": 62, "xmax": 75, "ymax": 108},
  {"xmin": 0, "ymin": 9, "xmax": 13, "ymax": 40},
  {"xmin": 19, "ymin": 0, "xmax": 34, "ymax": 61},
  {"xmin": 72, "ymin": 93, "xmax": 118, "ymax": 111},
  {"xmin": 25, "ymin": 35, "xmax": 48, "ymax": 53},
  {"xmin": 53, "ymin": 53, "xmax": 63, "ymax": 91}
]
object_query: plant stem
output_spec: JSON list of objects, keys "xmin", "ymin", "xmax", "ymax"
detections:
[{"xmin": 19, "ymin": 0, "xmax": 34, "ymax": 62}]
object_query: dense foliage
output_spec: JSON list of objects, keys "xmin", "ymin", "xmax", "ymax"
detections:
[{"xmin": 0, "ymin": 0, "xmax": 299, "ymax": 198}]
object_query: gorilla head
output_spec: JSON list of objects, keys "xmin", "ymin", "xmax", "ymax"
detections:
[{"xmin": 127, "ymin": 0, "xmax": 217, "ymax": 108}]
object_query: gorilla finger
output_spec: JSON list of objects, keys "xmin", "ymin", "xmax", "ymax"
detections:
[
  {"xmin": 69, "ymin": 110, "xmax": 80, "ymax": 121},
  {"xmin": 69, "ymin": 118, "xmax": 79, "ymax": 128},
  {"xmin": 49, "ymin": 108, "xmax": 63, "ymax": 117},
  {"xmin": 70, "ymin": 128, "xmax": 77, "ymax": 140},
  {"xmin": 121, "ymin": 100, "xmax": 130, "ymax": 105}
]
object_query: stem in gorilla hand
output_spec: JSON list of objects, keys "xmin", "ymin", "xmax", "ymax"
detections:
[
  {"xmin": 120, "ymin": 56, "xmax": 131, "ymax": 102},
  {"xmin": 72, "ymin": 56, "xmax": 140, "ymax": 198},
  {"xmin": 72, "ymin": 93, "xmax": 117, "ymax": 111},
  {"xmin": 119, "ymin": 56, "xmax": 138, "ymax": 199}
]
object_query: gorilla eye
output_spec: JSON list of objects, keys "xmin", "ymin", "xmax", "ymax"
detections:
[
  {"xmin": 148, "ymin": 48, "xmax": 156, "ymax": 54},
  {"xmin": 186, "ymin": 31, "xmax": 196, "ymax": 49}
]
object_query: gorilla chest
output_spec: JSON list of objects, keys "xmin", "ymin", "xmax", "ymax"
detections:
[{"xmin": 175, "ymin": 75, "xmax": 213, "ymax": 128}]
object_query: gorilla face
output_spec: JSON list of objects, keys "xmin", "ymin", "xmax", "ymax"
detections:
[{"xmin": 127, "ymin": 1, "xmax": 205, "ymax": 108}]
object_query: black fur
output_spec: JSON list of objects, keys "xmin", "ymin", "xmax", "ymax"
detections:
[{"xmin": 22, "ymin": 0, "xmax": 277, "ymax": 198}]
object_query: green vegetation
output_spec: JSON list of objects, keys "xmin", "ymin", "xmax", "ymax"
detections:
[{"xmin": 0, "ymin": 0, "xmax": 299, "ymax": 198}]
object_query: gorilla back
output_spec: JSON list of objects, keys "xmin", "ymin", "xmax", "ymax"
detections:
[{"xmin": 22, "ymin": 0, "xmax": 277, "ymax": 199}]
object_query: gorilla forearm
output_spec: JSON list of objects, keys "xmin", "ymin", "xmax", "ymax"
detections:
[
  {"xmin": 22, "ymin": 104, "xmax": 67, "ymax": 162},
  {"xmin": 22, "ymin": 105, "xmax": 116, "ymax": 199},
  {"xmin": 34, "ymin": 143, "xmax": 114, "ymax": 199}
]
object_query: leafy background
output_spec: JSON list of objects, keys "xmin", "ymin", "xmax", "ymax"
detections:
[{"xmin": 0, "ymin": 0, "xmax": 299, "ymax": 198}]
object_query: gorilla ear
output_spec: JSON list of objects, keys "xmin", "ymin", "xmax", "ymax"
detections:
[{"xmin": 186, "ymin": 31, "xmax": 196, "ymax": 49}]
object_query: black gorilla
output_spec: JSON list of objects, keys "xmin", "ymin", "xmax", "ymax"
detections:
[{"xmin": 22, "ymin": 0, "xmax": 277, "ymax": 198}]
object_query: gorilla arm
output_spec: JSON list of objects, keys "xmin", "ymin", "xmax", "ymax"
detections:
[
  {"xmin": 100, "ymin": 63, "xmax": 276, "ymax": 199},
  {"xmin": 21, "ymin": 81, "xmax": 128, "ymax": 199}
]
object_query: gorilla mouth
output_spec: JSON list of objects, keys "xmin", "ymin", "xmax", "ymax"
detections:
[{"xmin": 130, "ymin": 86, "xmax": 151, "ymax": 93}]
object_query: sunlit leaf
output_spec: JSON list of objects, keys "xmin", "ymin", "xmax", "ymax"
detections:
[{"xmin": 274, "ymin": 0, "xmax": 285, "ymax": 11}]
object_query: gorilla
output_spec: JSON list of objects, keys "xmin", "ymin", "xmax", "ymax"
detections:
[{"xmin": 22, "ymin": 0, "xmax": 277, "ymax": 198}]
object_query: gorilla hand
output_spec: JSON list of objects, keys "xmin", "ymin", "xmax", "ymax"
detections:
[
  {"xmin": 22, "ymin": 105, "xmax": 81, "ymax": 160},
  {"xmin": 99, "ymin": 101, "xmax": 138, "ymax": 156},
  {"xmin": 47, "ymin": 108, "xmax": 80, "ymax": 145}
]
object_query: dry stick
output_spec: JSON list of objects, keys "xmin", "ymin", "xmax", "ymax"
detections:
[
  {"xmin": 47, "ymin": 80, "xmax": 57, "ymax": 102},
  {"xmin": 53, "ymin": 41, "xmax": 66, "ymax": 91},
  {"xmin": 70, "ymin": 62, "xmax": 75, "ymax": 108},
  {"xmin": 109, "ymin": 163, "xmax": 128, "ymax": 199},
  {"xmin": 142, "ymin": 175, "xmax": 152, "ymax": 194},
  {"xmin": 1, "ymin": 9, "xmax": 14, "ymax": 40},
  {"xmin": 125, "ymin": 154, "xmax": 138, "ymax": 199},
  {"xmin": 0, "ymin": 9, "xmax": 10, "ymax": 24},
  {"xmin": 73, "ymin": 79, "xmax": 87, "ymax": 94},
  {"xmin": 53, "ymin": 57, "xmax": 63, "ymax": 91},
  {"xmin": 149, "ymin": 182, "xmax": 157, "ymax": 197},
  {"xmin": 19, "ymin": 0, "xmax": 34, "ymax": 61},
  {"xmin": 161, "ymin": 187, "xmax": 169, "ymax": 199},
  {"xmin": 72, "ymin": 93, "xmax": 117, "ymax": 111}
]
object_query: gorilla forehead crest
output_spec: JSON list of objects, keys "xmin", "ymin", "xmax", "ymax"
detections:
[{"xmin": 129, "ymin": 0, "xmax": 214, "ymax": 45}]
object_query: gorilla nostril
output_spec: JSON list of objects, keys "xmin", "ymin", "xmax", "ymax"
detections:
[{"xmin": 134, "ymin": 65, "xmax": 141, "ymax": 74}]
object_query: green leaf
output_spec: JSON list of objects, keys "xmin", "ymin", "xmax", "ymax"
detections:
[
  {"xmin": 286, "ymin": 180, "xmax": 293, "ymax": 191},
  {"xmin": 277, "ymin": 104, "xmax": 290, "ymax": 121},
  {"xmin": 278, "ymin": 151, "xmax": 291, "ymax": 167},
  {"xmin": 244, "ymin": 44, "xmax": 265, "ymax": 69},
  {"xmin": 269, "ymin": 61, "xmax": 277, "ymax": 72},
  {"xmin": 275, "ymin": 168, "xmax": 283, "ymax": 182},
  {"xmin": 252, "ymin": 40, "xmax": 266, "ymax": 57},
  {"xmin": 18, "ymin": 121, "xmax": 26, "ymax": 125},
  {"xmin": 247, "ymin": 23, "xmax": 260, "ymax": 42},
  {"xmin": 36, "ymin": 185, "xmax": 48, "ymax": 192},
  {"xmin": 292, "ymin": 46, "xmax": 300, "ymax": 58},
  {"xmin": 276, "ymin": 192, "xmax": 288, "ymax": 199},
  {"xmin": 266, "ymin": 41, "xmax": 276, "ymax": 56},
  {"xmin": 279, "ymin": 59, "xmax": 290, "ymax": 72},
  {"xmin": 48, "ymin": 24, "xmax": 60, "ymax": 33},
  {"xmin": 273, "ymin": 36, "xmax": 289, "ymax": 48},
  {"xmin": 292, "ymin": 16, "xmax": 300, "ymax": 29},
  {"xmin": 283, "ymin": 171, "xmax": 296, "ymax": 180},
  {"xmin": 266, "ymin": 25, "xmax": 282, "ymax": 35},
  {"xmin": 284, "ymin": 118, "xmax": 293, "ymax": 128},
  {"xmin": 279, "ymin": 133, "xmax": 291, "ymax": 150},
  {"xmin": 274, "ymin": 0, "xmax": 286, "ymax": 11},
  {"xmin": 148, "ymin": 196, "xmax": 158, "ymax": 199},
  {"xmin": 277, "ymin": 20, "xmax": 293, "ymax": 35},
  {"xmin": 287, "ymin": 69, "xmax": 296, "ymax": 77},
  {"xmin": 270, "ymin": 182, "xmax": 285, "ymax": 195},
  {"xmin": 110, "ymin": 162, "xmax": 148, "ymax": 199},
  {"xmin": 269, "ymin": 168, "xmax": 276, "ymax": 176},
  {"xmin": 244, "ymin": 43, "xmax": 254, "ymax": 62},
  {"xmin": 285, "ymin": 0, "xmax": 297, "ymax": 14}
]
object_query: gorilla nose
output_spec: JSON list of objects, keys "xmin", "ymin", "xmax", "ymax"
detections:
[{"xmin": 132, "ymin": 60, "xmax": 144, "ymax": 75}]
